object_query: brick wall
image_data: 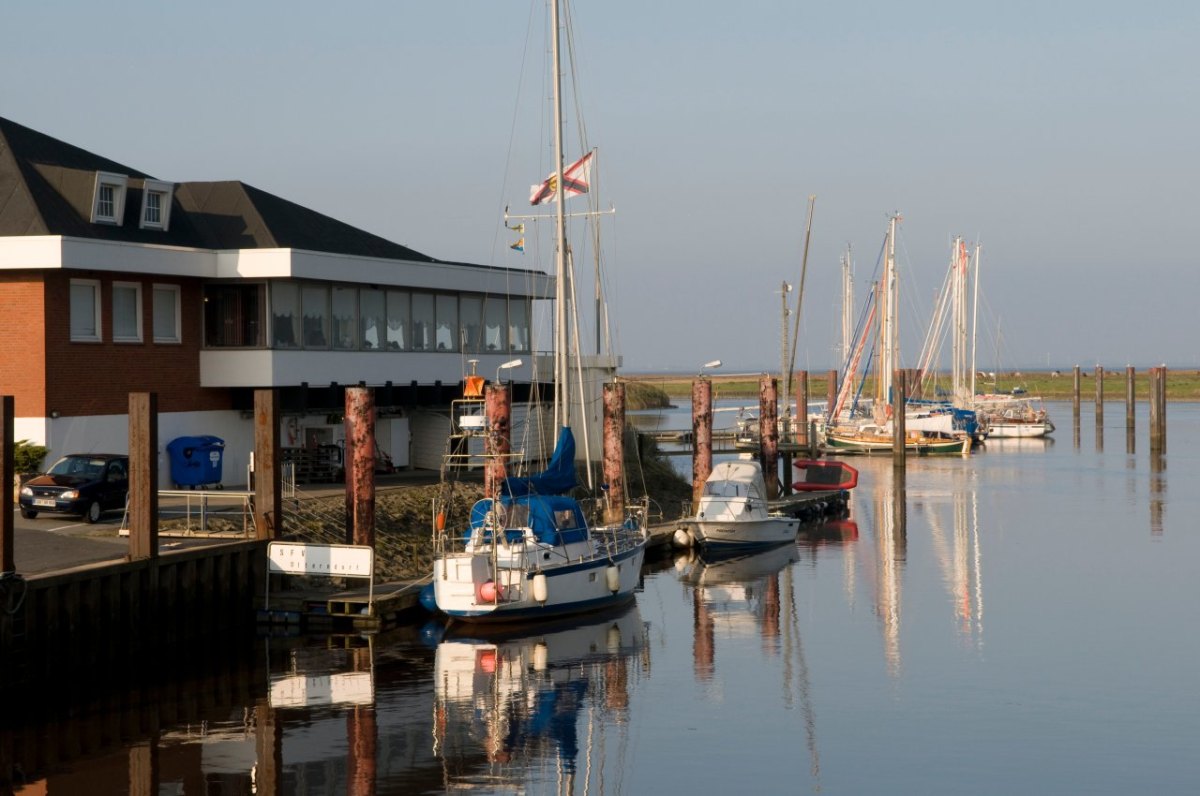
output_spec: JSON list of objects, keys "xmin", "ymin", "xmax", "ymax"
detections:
[
  {"xmin": 43, "ymin": 272, "xmax": 233, "ymax": 417},
  {"xmin": 0, "ymin": 273, "xmax": 47, "ymax": 417}
]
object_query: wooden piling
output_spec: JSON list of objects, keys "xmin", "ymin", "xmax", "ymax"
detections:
[
  {"xmin": 253, "ymin": 389, "xmax": 282, "ymax": 540},
  {"xmin": 602, "ymin": 382, "xmax": 626, "ymax": 525},
  {"xmin": 691, "ymin": 377, "xmax": 713, "ymax": 510},
  {"xmin": 1094, "ymin": 365, "xmax": 1104, "ymax": 429},
  {"xmin": 759, "ymin": 374, "xmax": 780, "ymax": 498},
  {"xmin": 1072, "ymin": 365, "xmax": 1081, "ymax": 425},
  {"xmin": 1159, "ymin": 366, "xmax": 1168, "ymax": 453},
  {"xmin": 1150, "ymin": 366, "xmax": 1167, "ymax": 454},
  {"xmin": 128, "ymin": 392, "xmax": 158, "ymax": 560},
  {"xmin": 1, "ymin": 396, "xmax": 12, "ymax": 573},
  {"xmin": 892, "ymin": 370, "xmax": 907, "ymax": 469},
  {"xmin": 826, "ymin": 369, "xmax": 838, "ymax": 415},
  {"xmin": 485, "ymin": 382, "xmax": 512, "ymax": 499},
  {"xmin": 344, "ymin": 387, "xmax": 376, "ymax": 547},
  {"xmin": 797, "ymin": 370, "xmax": 809, "ymax": 448},
  {"xmin": 1125, "ymin": 366, "xmax": 1136, "ymax": 430}
]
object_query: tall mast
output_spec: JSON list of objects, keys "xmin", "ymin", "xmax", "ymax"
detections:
[
  {"xmin": 840, "ymin": 244, "xmax": 854, "ymax": 365},
  {"xmin": 878, "ymin": 214, "xmax": 899, "ymax": 409},
  {"xmin": 970, "ymin": 243, "xmax": 981, "ymax": 401},
  {"xmin": 551, "ymin": 0, "xmax": 569, "ymax": 430}
]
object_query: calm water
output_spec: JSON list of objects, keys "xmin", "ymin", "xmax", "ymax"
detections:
[{"xmin": 10, "ymin": 401, "xmax": 1200, "ymax": 794}]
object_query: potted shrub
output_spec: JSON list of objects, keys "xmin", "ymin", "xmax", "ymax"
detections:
[{"xmin": 12, "ymin": 439, "xmax": 48, "ymax": 501}]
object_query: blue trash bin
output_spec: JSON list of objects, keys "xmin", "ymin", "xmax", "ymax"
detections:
[{"xmin": 166, "ymin": 435, "xmax": 225, "ymax": 489}]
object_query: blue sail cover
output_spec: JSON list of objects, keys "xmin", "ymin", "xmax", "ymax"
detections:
[{"xmin": 502, "ymin": 426, "xmax": 578, "ymax": 497}]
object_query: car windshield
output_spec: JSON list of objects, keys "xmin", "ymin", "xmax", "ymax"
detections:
[{"xmin": 46, "ymin": 456, "xmax": 106, "ymax": 479}]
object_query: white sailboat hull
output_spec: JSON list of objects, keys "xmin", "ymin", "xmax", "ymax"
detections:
[{"xmin": 433, "ymin": 531, "xmax": 645, "ymax": 622}]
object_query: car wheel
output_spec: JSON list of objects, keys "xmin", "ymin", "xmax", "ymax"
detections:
[
  {"xmin": 83, "ymin": 501, "xmax": 102, "ymax": 524},
  {"xmin": 19, "ymin": 508, "xmax": 37, "ymax": 519}
]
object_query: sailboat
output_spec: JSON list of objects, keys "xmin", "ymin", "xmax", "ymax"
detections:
[
  {"xmin": 823, "ymin": 214, "xmax": 971, "ymax": 455},
  {"xmin": 428, "ymin": 0, "xmax": 647, "ymax": 623}
]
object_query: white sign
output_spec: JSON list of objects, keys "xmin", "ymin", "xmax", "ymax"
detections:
[{"xmin": 267, "ymin": 542, "xmax": 373, "ymax": 577}]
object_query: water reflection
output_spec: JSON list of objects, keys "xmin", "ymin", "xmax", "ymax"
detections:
[
  {"xmin": 675, "ymin": 544, "xmax": 799, "ymax": 681},
  {"xmin": 674, "ymin": 542, "xmax": 822, "ymax": 786},
  {"xmin": 430, "ymin": 605, "xmax": 647, "ymax": 793}
]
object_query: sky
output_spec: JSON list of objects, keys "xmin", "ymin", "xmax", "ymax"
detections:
[{"xmin": 3, "ymin": 1, "xmax": 1198, "ymax": 374}]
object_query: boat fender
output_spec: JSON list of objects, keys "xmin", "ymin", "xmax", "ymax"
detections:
[
  {"xmin": 477, "ymin": 579, "xmax": 502, "ymax": 603},
  {"xmin": 672, "ymin": 528, "xmax": 694, "ymax": 548},
  {"xmin": 605, "ymin": 564, "xmax": 620, "ymax": 593},
  {"xmin": 532, "ymin": 572, "xmax": 548, "ymax": 603}
]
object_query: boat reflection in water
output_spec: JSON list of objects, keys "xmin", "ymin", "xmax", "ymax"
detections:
[{"xmin": 428, "ymin": 604, "xmax": 648, "ymax": 792}]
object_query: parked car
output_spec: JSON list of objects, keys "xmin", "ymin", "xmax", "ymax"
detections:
[{"xmin": 18, "ymin": 453, "xmax": 129, "ymax": 523}]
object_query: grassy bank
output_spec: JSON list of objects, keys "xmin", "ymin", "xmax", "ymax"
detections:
[{"xmin": 623, "ymin": 369, "xmax": 1200, "ymax": 402}]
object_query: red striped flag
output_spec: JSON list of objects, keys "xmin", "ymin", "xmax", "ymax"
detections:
[{"xmin": 529, "ymin": 151, "xmax": 594, "ymax": 205}]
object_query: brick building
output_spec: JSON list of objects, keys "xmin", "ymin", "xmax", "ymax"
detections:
[{"xmin": 0, "ymin": 116, "xmax": 560, "ymax": 483}]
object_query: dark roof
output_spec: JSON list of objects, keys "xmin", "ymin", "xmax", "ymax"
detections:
[{"xmin": 0, "ymin": 116, "xmax": 437, "ymax": 261}]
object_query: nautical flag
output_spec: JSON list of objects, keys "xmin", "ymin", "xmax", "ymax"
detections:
[
  {"xmin": 510, "ymin": 237, "xmax": 524, "ymax": 253},
  {"xmin": 529, "ymin": 150, "xmax": 594, "ymax": 205},
  {"xmin": 506, "ymin": 222, "xmax": 525, "ymax": 233}
]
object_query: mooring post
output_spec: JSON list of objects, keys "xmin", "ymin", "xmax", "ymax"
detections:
[
  {"xmin": 1094, "ymin": 365, "xmax": 1104, "ymax": 430},
  {"xmin": 1159, "ymin": 366, "xmax": 1168, "ymax": 454},
  {"xmin": 759, "ymin": 374, "xmax": 780, "ymax": 498},
  {"xmin": 691, "ymin": 376, "xmax": 713, "ymax": 511},
  {"xmin": 1125, "ymin": 366, "xmax": 1136, "ymax": 431},
  {"xmin": 1, "ymin": 396, "xmax": 13, "ymax": 573},
  {"xmin": 1072, "ymin": 365, "xmax": 1081, "ymax": 425},
  {"xmin": 892, "ymin": 370, "xmax": 907, "ymax": 469},
  {"xmin": 826, "ymin": 369, "xmax": 838, "ymax": 416},
  {"xmin": 602, "ymin": 382, "xmax": 626, "ymax": 525},
  {"xmin": 1150, "ymin": 366, "xmax": 1167, "ymax": 454},
  {"xmin": 797, "ymin": 370, "xmax": 809, "ymax": 449},
  {"xmin": 344, "ymin": 387, "xmax": 376, "ymax": 547},
  {"xmin": 485, "ymin": 382, "xmax": 512, "ymax": 499},
  {"xmin": 254, "ymin": 389, "xmax": 282, "ymax": 540},
  {"xmin": 128, "ymin": 392, "xmax": 159, "ymax": 560}
]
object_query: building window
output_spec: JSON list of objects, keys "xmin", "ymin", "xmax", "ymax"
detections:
[
  {"xmin": 460, "ymin": 295, "xmax": 483, "ymax": 353},
  {"xmin": 332, "ymin": 286, "xmax": 358, "ymax": 350},
  {"xmin": 153, "ymin": 284, "xmax": 182, "ymax": 343},
  {"xmin": 112, "ymin": 282, "xmax": 143, "ymax": 342},
  {"xmin": 139, "ymin": 179, "xmax": 175, "ymax": 231},
  {"xmin": 90, "ymin": 172, "xmax": 128, "ymax": 225},
  {"xmin": 411, "ymin": 293, "xmax": 434, "ymax": 352},
  {"xmin": 204, "ymin": 283, "xmax": 264, "ymax": 347},
  {"xmin": 270, "ymin": 282, "xmax": 300, "ymax": 348},
  {"xmin": 435, "ymin": 294, "xmax": 458, "ymax": 352},
  {"xmin": 70, "ymin": 279, "xmax": 102, "ymax": 342},
  {"xmin": 484, "ymin": 296, "xmax": 507, "ymax": 352},
  {"xmin": 509, "ymin": 298, "xmax": 531, "ymax": 353},
  {"xmin": 360, "ymin": 289, "xmax": 385, "ymax": 350},
  {"xmin": 386, "ymin": 290, "xmax": 410, "ymax": 351},
  {"xmin": 301, "ymin": 284, "xmax": 330, "ymax": 349}
]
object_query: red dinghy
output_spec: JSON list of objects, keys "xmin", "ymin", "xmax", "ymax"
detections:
[{"xmin": 792, "ymin": 460, "xmax": 859, "ymax": 492}]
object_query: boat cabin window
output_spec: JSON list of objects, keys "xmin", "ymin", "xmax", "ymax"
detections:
[{"xmin": 704, "ymin": 482, "xmax": 741, "ymax": 498}]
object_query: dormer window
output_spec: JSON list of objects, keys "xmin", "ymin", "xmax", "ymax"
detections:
[
  {"xmin": 139, "ymin": 179, "xmax": 175, "ymax": 231},
  {"xmin": 90, "ymin": 172, "xmax": 128, "ymax": 225}
]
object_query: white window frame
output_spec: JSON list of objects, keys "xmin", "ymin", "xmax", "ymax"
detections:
[
  {"xmin": 90, "ymin": 172, "xmax": 128, "ymax": 225},
  {"xmin": 152, "ymin": 283, "xmax": 181, "ymax": 344},
  {"xmin": 139, "ymin": 179, "xmax": 175, "ymax": 231},
  {"xmin": 70, "ymin": 278, "xmax": 102, "ymax": 342},
  {"xmin": 112, "ymin": 281, "xmax": 143, "ymax": 343}
]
